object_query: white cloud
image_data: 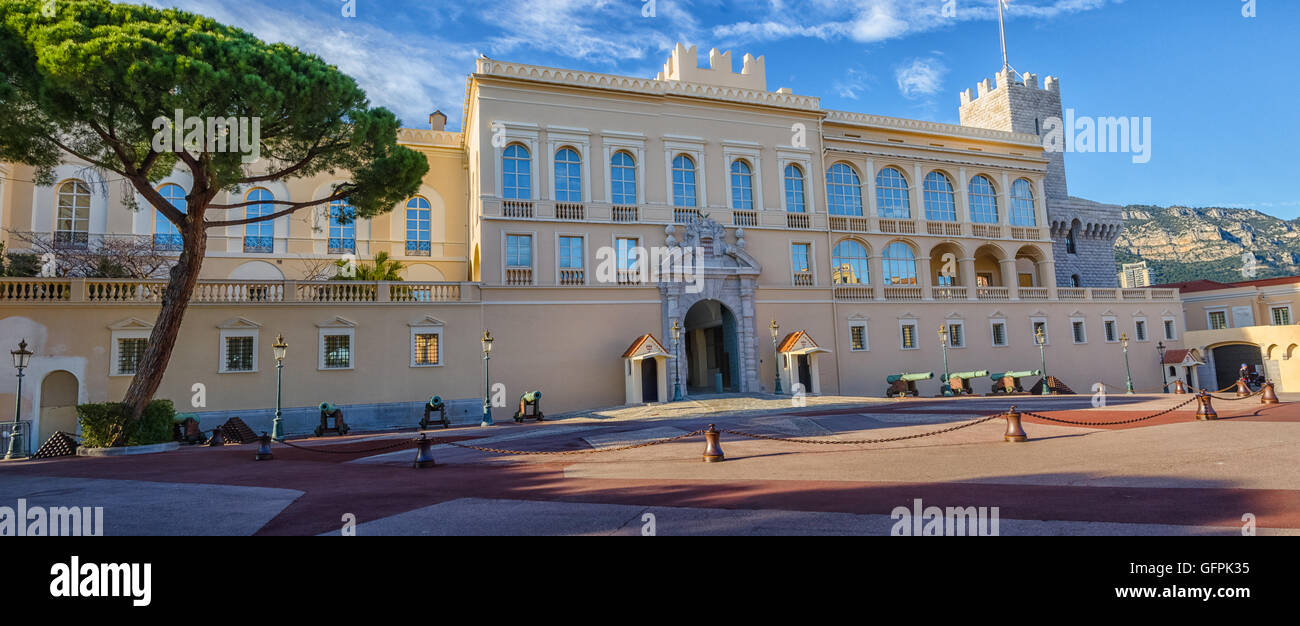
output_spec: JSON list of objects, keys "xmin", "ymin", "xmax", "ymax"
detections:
[{"xmin": 895, "ymin": 57, "xmax": 948, "ymax": 99}]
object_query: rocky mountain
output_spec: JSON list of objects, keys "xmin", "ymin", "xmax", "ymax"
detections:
[{"xmin": 1116, "ymin": 205, "xmax": 1300, "ymax": 284}]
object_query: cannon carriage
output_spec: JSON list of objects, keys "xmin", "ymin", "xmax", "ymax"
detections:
[
  {"xmin": 420, "ymin": 395, "xmax": 450, "ymax": 429},
  {"xmin": 942, "ymin": 371, "xmax": 990, "ymax": 397},
  {"xmin": 989, "ymin": 370, "xmax": 1042, "ymax": 396},
  {"xmin": 315, "ymin": 402, "xmax": 350, "ymax": 437},
  {"xmin": 886, "ymin": 372, "xmax": 934, "ymax": 398},
  {"xmin": 513, "ymin": 391, "xmax": 545, "ymax": 423}
]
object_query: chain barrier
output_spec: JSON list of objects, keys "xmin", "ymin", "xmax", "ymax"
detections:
[
  {"xmin": 441, "ymin": 430, "xmax": 706, "ymax": 456},
  {"xmin": 274, "ymin": 437, "xmax": 416, "ymax": 455},
  {"xmin": 1097, "ymin": 381, "xmax": 1174, "ymax": 394},
  {"xmin": 722, "ymin": 413, "xmax": 1004, "ymax": 445},
  {"xmin": 1207, "ymin": 389, "xmax": 1266, "ymax": 402},
  {"xmin": 1020, "ymin": 395, "xmax": 1199, "ymax": 426}
]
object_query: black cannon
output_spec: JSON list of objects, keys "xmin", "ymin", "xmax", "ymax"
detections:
[
  {"xmin": 942, "ymin": 371, "xmax": 990, "ymax": 397},
  {"xmin": 315, "ymin": 402, "xmax": 350, "ymax": 437},
  {"xmin": 989, "ymin": 370, "xmax": 1042, "ymax": 395},
  {"xmin": 886, "ymin": 372, "xmax": 934, "ymax": 398},
  {"xmin": 420, "ymin": 395, "xmax": 450, "ymax": 429},
  {"xmin": 512, "ymin": 391, "xmax": 544, "ymax": 423}
]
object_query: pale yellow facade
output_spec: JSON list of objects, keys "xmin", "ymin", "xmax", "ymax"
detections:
[
  {"xmin": 0, "ymin": 44, "xmax": 1188, "ymax": 443},
  {"xmin": 1176, "ymin": 278, "xmax": 1300, "ymax": 392}
]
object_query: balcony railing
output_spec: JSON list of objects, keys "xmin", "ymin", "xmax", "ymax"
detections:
[
  {"xmin": 1020, "ymin": 287, "xmax": 1050, "ymax": 300},
  {"xmin": 883, "ymin": 286, "xmax": 923, "ymax": 301},
  {"xmin": 674, "ymin": 207, "xmax": 702, "ymax": 224},
  {"xmin": 0, "ymin": 278, "xmax": 472, "ymax": 305},
  {"xmin": 833, "ymin": 285, "xmax": 875, "ymax": 301},
  {"xmin": 52, "ymin": 231, "xmax": 90, "ymax": 250},
  {"xmin": 733, "ymin": 210, "xmax": 759, "ymax": 227},
  {"xmin": 786, "ymin": 213, "xmax": 811, "ymax": 230},
  {"xmin": 555, "ymin": 203, "xmax": 586, "ymax": 220},
  {"xmin": 505, "ymin": 268, "xmax": 533, "ymax": 285},
  {"xmin": 503, "ymin": 201, "xmax": 534, "ymax": 218},
  {"xmin": 243, "ymin": 236, "xmax": 274, "ymax": 254},
  {"xmin": 405, "ymin": 240, "xmax": 432, "ymax": 257},
  {"xmin": 1010, "ymin": 227, "xmax": 1042, "ymax": 241},
  {"xmin": 971, "ymin": 224, "xmax": 1002, "ymax": 239},
  {"xmin": 932, "ymin": 286, "xmax": 968, "ymax": 300},
  {"xmin": 878, "ymin": 219, "xmax": 917, "ymax": 235},
  {"xmin": 559, "ymin": 268, "xmax": 586, "ymax": 285},
  {"xmin": 328, "ymin": 238, "xmax": 356, "ymax": 254},
  {"xmin": 828, "ymin": 215, "xmax": 870, "ymax": 233},
  {"xmin": 611, "ymin": 206, "xmax": 639, "ymax": 222},
  {"xmin": 976, "ymin": 286, "xmax": 1011, "ymax": 301},
  {"xmin": 926, "ymin": 221, "xmax": 964, "ymax": 237},
  {"xmin": 152, "ymin": 233, "xmax": 183, "ymax": 252},
  {"xmin": 793, "ymin": 272, "xmax": 815, "ymax": 287}
]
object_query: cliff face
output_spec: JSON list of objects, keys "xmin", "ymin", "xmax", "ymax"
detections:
[{"xmin": 1117, "ymin": 205, "xmax": 1300, "ymax": 284}]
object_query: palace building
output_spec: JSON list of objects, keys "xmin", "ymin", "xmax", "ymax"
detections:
[{"xmin": 0, "ymin": 43, "xmax": 1187, "ymax": 442}]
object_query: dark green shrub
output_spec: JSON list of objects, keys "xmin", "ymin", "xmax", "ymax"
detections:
[{"xmin": 78, "ymin": 399, "xmax": 177, "ymax": 448}]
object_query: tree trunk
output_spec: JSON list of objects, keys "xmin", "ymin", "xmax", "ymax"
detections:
[{"xmin": 115, "ymin": 227, "xmax": 208, "ymax": 445}]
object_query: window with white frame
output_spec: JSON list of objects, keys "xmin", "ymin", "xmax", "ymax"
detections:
[
  {"xmin": 219, "ymin": 330, "xmax": 258, "ymax": 373},
  {"xmin": 558, "ymin": 235, "xmax": 585, "ymax": 284},
  {"xmin": 1072, "ymin": 319, "xmax": 1088, "ymax": 344},
  {"xmin": 1010, "ymin": 179, "xmax": 1037, "ymax": 227},
  {"xmin": 900, "ymin": 321, "xmax": 919, "ymax": 350},
  {"xmin": 506, "ymin": 234, "xmax": 533, "ymax": 268},
  {"xmin": 875, "ymin": 167, "xmax": 911, "ymax": 219},
  {"xmin": 1163, "ymin": 318, "xmax": 1178, "ymax": 340},
  {"xmin": 410, "ymin": 325, "xmax": 442, "ymax": 367},
  {"xmin": 55, "ymin": 179, "xmax": 91, "ymax": 248},
  {"xmin": 850, "ymin": 323, "xmax": 869, "ymax": 352},
  {"xmin": 791, "ymin": 243, "xmax": 813, "ymax": 286},
  {"xmin": 554, "ymin": 147, "xmax": 583, "ymax": 202},
  {"xmin": 610, "ymin": 151, "xmax": 637, "ymax": 205},
  {"xmin": 1134, "ymin": 319, "xmax": 1148, "ymax": 341},
  {"xmin": 784, "ymin": 164, "xmax": 806, "ymax": 213},
  {"xmin": 826, "ymin": 163, "xmax": 863, "ymax": 216},
  {"xmin": 1032, "ymin": 319, "xmax": 1049, "ymax": 345},
  {"xmin": 923, "ymin": 171, "xmax": 957, "ymax": 222},
  {"xmin": 947, "ymin": 322, "xmax": 965, "ymax": 348},
  {"xmin": 672, "ymin": 154, "xmax": 698, "ymax": 207},
  {"xmin": 503, "ymin": 144, "xmax": 533, "ymax": 200},
  {"xmin": 969, "ymin": 175, "xmax": 999, "ymax": 224},
  {"xmin": 1208, "ymin": 310, "xmax": 1228, "ymax": 330},
  {"xmin": 990, "ymin": 320, "xmax": 1008, "ymax": 347},
  {"xmin": 730, "ymin": 160, "xmax": 754, "ymax": 210},
  {"xmin": 1271, "ymin": 306, "xmax": 1292, "ymax": 326},
  {"xmin": 1103, "ymin": 319, "xmax": 1118, "ymax": 343},
  {"xmin": 112, "ymin": 333, "xmax": 150, "ymax": 376},
  {"xmin": 319, "ymin": 328, "xmax": 355, "ymax": 370}
]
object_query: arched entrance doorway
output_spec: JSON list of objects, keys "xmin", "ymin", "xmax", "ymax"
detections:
[
  {"xmin": 683, "ymin": 300, "xmax": 739, "ymax": 393},
  {"xmin": 39, "ymin": 371, "xmax": 79, "ymax": 445},
  {"xmin": 1211, "ymin": 344, "xmax": 1263, "ymax": 391}
]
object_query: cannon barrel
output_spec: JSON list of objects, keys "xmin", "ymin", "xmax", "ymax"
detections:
[
  {"xmin": 990, "ymin": 370, "xmax": 1042, "ymax": 381},
  {"xmin": 428, "ymin": 395, "xmax": 444, "ymax": 408},
  {"xmin": 521, "ymin": 390, "xmax": 542, "ymax": 403},
  {"xmin": 949, "ymin": 370, "xmax": 990, "ymax": 380},
  {"xmin": 319, "ymin": 401, "xmax": 336, "ymax": 413},
  {"xmin": 887, "ymin": 372, "xmax": 935, "ymax": 384}
]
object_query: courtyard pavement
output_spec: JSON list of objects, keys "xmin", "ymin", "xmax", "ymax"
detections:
[{"xmin": 1, "ymin": 391, "xmax": 1297, "ymax": 536}]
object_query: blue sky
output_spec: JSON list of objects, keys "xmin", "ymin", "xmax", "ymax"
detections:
[{"xmin": 133, "ymin": 0, "xmax": 1300, "ymax": 218}]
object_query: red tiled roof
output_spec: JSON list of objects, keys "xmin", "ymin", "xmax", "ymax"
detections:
[
  {"xmin": 1162, "ymin": 349, "xmax": 1189, "ymax": 365},
  {"xmin": 1150, "ymin": 274, "xmax": 1300, "ymax": 294},
  {"xmin": 621, "ymin": 334, "xmax": 666, "ymax": 358},
  {"xmin": 777, "ymin": 331, "xmax": 810, "ymax": 353}
]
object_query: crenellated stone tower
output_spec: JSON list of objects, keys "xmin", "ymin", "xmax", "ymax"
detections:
[{"xmin": 959, "ymin": 68, "xmax": 1123, "ymax": 288}]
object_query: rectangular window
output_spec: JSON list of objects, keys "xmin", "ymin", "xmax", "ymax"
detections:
[
  {"xmin": 1104, "ymin": 320, "xmax": 1117, "ymax": 343},
  {"xmin": 224, "ymin": 336, "xmax": 255, "ymax": 372},
  {"xmin": 322, "ymin": 334, "xmax": 352, "ymax": 369},
  {"xmin": 559, "ymin": 236, "xmax": 584, "ymax": 269},
  {"xmin": 506, "ymin": 234, "xmax": 532, "ymax": 268},
  {"xmin": 947, "ymin": 323, "xmax": 964, "ymax": 348},
  {"xmin": 1072, "ymin": 320, "xmax": 1087, "ymax": 344},
  {"xmin": 1208, "ymin": 311, "xmax": 1228, "ymax": 331},
  {"xmin": 615, "ymin": 237, "xmax": 640, "ymax": 271},
  {"xmin": 1135, "ymin": 320, "xmax": 1148, "ymax": 341},
  {"xmin": 991, "ymin": 322, "xmax": 1008, "ymax": 347},
  {"xmin": 1272, "ymin": 306, "xmax": 1292, "ymax": 326},
  {"xmin": 900, "ymin": 323, "xmax": 918, "ymax": 350},
  {"xmin": 117, "ymin": 338, "xmax": 148, "ymax": 375},
  {"xmin": 1164, "ymin": 319, "xmax": 1177, "ymax": 340},
  {"xmin": 850, "ymin": 324, "xmax": 868, "ymax": 352},
  {"xmin": 791, "ymin": 243, "xmax": 813, "ymax": 286},
  {"xmin": 413, "ymin": 333, "xmax": 440, "ymax": 366}
]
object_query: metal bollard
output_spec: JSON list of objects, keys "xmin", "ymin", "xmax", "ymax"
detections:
[
  {"xmin": 1261, "ymin": 381, "xmax": 1280, "ymax": 405},
  {"xmin": 413, "ymin": 433, "xmax": 436, "ymax": 469},
  {"xmin": 1235, "ymin": 378, "xmax": 1251, "ymax": 398},
  {"xmin": 1195, "ymin": 391, "xmax": 1219, "ymax": 421},
  {"xmin": 702, "ymin": 424, "xmax": 724, "ymax": 463},
  {"xmin": 255, "ymin": 432, "xmax": 274, "ymax": 461},
  {"xmin": 207, "ymin": 427, "xmax": 225, "ymax": 447},
  {"xmin": 1174, "ymin": 380, "xmax": 1187, "ymax": 395},
  {"xmin": 1003, "ymin": 406, "xmax": 1027, "ymax": 443}
]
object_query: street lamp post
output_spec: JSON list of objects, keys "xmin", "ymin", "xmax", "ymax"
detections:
[
  {"xmin": 671, "ymin": 320, "xmax": 684, "ymax": 402},
  {"xmin": 1121, "ymin": 332, "xmax": 1135, "ymax": 394},
  {"xmin": 481, "ymin": 330, "xmax": 495, "ymax": 427},
  {"xmin": 1157, "ymin": 341, "xmax": 1168, "ymax": 394},
  {"xmin": 1036, "ymin": 327, "xmax": 1051, "ymax": 396},
  {"xmin": 271, "ymin": 334, "xmax": 287, "ymax": 441},
  {"xmin": 769, "ymin": 320, "xmax": 783, "ymax": 395},
  {"xmin": 938, "ymin": 325, "xmax": 951, "ymax": 387},
  {"xmin": 6, "ymin": 340, "xmax": 32, "ymax": 460}
]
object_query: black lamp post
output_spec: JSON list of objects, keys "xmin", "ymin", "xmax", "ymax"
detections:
[
  {"xmin": 1035, "ymin": 327, "xmax": 1051, "ymax": 396},
  {"xmin": 271, "ymin": 334, "xmax": 287, "ymax": 441},
  {"xmin": 481, "ymin": 330, "xmax": 494, "ymax": 427},
  {"xmin": 1157, "ymin": 341, "xmax": 1168, "ymax": 394},
  {"xmin": 1121, "ymin": 332, "xmax": 1135, "ymax": 394},
  {"xmin": 671, "ymin": 319, "xmax": 683, "ymax": 402},
  {"xmin": 770, "ymin": 320, "xmax": 783, "ymax": 395},
  {"xmin": 6, "ymin": 340, "xmax": 33, "ymax": 460}
]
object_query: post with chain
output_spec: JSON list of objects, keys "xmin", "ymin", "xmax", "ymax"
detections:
[
  {"xmin": 1195, "ymin": 390, "xmax": 1219, "ymax": 421},
  {"xmin": 207, "ymin": 427, "xmax": 225, "ymax": 447},
  {"xmin": 1235, "ymin": 378, "xmax": 1251, "ymax": 398},
  {"xmin": 1174, "ymin": 380, "xmax": 1187, "ymax": 394},
  {"xmin": 413, "ymin": 433, "xmax": 436, "ymax": 469},
  {"xmin": 1261, "ymin": 381, "xmax": 1280, "ymax": 405},
  {"xmin": 702, "ymin": 424, "xmax": 724, "ymax": 462},
  {"xmin": 1003, "ymin": 406, "xmax": 1027, "ymax": 443},
  {"xmin": 255, "ymin": 432, "xmax": 274, "ymax": 461}
]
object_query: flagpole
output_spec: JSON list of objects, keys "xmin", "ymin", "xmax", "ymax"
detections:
[{"xmin": 998, "ymin": 0, "xmax": 1010, "ymax": 72}]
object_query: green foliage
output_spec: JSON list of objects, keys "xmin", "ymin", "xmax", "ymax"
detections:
[
  {"xmin": 3, "ymin": 252, "xmax": 39, "ymax": 277},
  {"xmin": 331, "ymin": 251, "xmax": 405, "ymax": 281},
  {"xmin": 77, "ymin": 399, "xmax": 176, "ymax": 448}
]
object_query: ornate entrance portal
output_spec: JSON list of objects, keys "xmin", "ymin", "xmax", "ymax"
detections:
[{"xmin": 659, "ymin": 218, "xmax": 762, "ymax": 397}]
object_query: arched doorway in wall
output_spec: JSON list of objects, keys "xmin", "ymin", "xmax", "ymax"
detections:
[
  {"xmin": 683, "ymin": 299, "xmax": 739, "ymax": 393},
  {"xmin": 1211, "ymin": 343, "xmax": 1264, "ymax": 391},
  {"xmin": 39, "ymin": 371, "xmax": 79, "ymax": 445}
]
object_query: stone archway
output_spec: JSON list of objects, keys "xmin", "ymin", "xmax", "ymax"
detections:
[{"xmin": 39, "ymin": 371, "xmax": 79, "ymax": 445}]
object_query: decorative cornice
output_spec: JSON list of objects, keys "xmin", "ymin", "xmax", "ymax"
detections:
[
  {"xmin": 398, "ymin": 128, "xmax": 464, "ymax": 148},
  {"xmin": 825, "ymin": 110, "xmax": 1041, "ymax": 146}
]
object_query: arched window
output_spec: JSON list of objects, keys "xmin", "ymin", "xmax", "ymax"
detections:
[
  {"xmin": 405, "ymin": 196, "xmax": 432, "ymax": 256},
  {"xmin": 554, "ymin": 148, "xmax": 582, "ymax": 202},
  {"xmin": 610, "ymin": 151, "xmax": 637, "ymax": 205},
  {"xmin": 831, "ymin": 240, "xmax": 870, "ymax": 285},
  {"xmin": 882, "ymin": 242, "xmax": 918, "ymax": 285},
  {"xmin": 328, "ymin": 199, "xmax": 356, "ymax": 254},
  {"xmin": 1067, "ymin": 223, "xmax": 1079, "ymax": 254},
  {"xmin": 969, "ymin": 175, "xmax": 999, "ymax": 224},
  {"xmin": 826, "ymin": 163, "xmax": 863, "ymax": 216},
  {"xmin": 730, "ymin": 160, "xmax": 754, "ymax": 210},
  {"xmin": 876, "ymin": 167, "xmax": 911, "ymax": 219},
  {"xmin": 502, "ymin": 144, "xmax": 532, "ymax": 200},
  {"xmin": 672, "ymin": 155, "xmax": 697, "ymax": 207},
  {"xmin": 784, "ymin": 164, "xmax": 806, "ymax": 213},
  {"xmin": 154, "ymin": 183, "xmax": 186, "ymax": 251},
  {"xmin": 1010, "ymin": 179, "xmax": 1037, "ymax": 227},
  {"xmin": 54, "ymin": 179, "xmax": 91, "ymax": 248},
  {"xmin": 923, "ymin": 172, "xmax": 957, "ymax": 222},
  {"xmin": 244, "ymin": 188, "xmax": 275, "ymax": 253}
]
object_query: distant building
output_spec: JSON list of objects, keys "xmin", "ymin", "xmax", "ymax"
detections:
[{"xmin": 1120, "ymin": 262, "xmax": 1151, "ymax": 288}]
